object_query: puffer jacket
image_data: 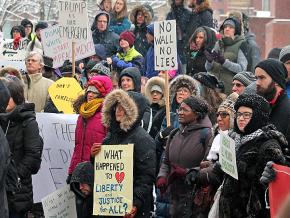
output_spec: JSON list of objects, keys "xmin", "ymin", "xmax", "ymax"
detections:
[
  {"xmin": 0, "ymin": 103, "xmax": 43, "ymax": 213},
  {"xmin": 68, "ymin": 76, "xmax": 112, "ymax": 174},
  {"xmin": 101, "ymin": 89, "xmax": 156, "ymax": 217}
]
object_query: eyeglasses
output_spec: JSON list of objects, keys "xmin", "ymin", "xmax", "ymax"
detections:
[
  {"xmin": 235, "ymin": 112, "xmax": 252, "ymax": 119},
  {"xmin": 216, "ymin": 111, "xmax": 229, "ymax": 118},
  {"xmin": 177, "ymin": 88, "xmax": 190, "ymax": 94},
  {"xmin": 232, "ymin": 82, "xmax": 244, "ymax": 88}
]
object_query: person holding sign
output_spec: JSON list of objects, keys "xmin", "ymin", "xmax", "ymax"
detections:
[
  {"xmin": 157, "ymin": 96, "xmax": 212, "ymax": 218},
  {"xmin": 198, "ymin": 94, "xmax": 287, "ymax": 218},
  {"xmin": 67, "ymin": 76, "xmax": 113, "ymax": 182},
  {"xmin": 91, "ymin": 89, "xmax": 156, "ymax": 217}
]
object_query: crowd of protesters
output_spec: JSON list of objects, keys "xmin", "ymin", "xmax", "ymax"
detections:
[{"xmin": 0, "ymin": 0, "xmax": 290, "ymax": 218}]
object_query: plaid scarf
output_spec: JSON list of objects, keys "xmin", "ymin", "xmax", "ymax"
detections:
[{"xmin": 234, "ymin": 129, "xmax": 264, "ymax": 152}]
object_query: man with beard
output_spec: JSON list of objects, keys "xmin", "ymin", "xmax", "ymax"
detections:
[{"xmin": 255, "ymin": 58, "xmax": 290, "ymax": 151}]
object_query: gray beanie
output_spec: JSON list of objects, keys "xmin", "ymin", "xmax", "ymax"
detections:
[
  {"xmin": 233, "ymin": 71, "xmax": 256, "ymax": 86},
  {"xmin": 279, "ymin": 45, "xmax": 290, "ymax": 63},
  {"xmin": 90, "ymin": 63, "xmax": 111, "ymax": 77}
]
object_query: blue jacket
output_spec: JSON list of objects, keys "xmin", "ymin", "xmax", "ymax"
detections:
[
  {"xmin": 109, "ymin": 16, "xmax": 131, "ymax": 35},
  {"xmin": 287, "ymin": 82, "xmax": 290, "ymax": 99},
  {"xmin": 144, "ymin": 44, "xmax": 159, "ymax": 78}
]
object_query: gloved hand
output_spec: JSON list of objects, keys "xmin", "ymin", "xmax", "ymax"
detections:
[
  {"xmin": 112, "ymin": 56, "xmax": 119, "ymax": 64},
  {"xmin": 214, "ymin": 50, "xmax": 225, "ymax": 65},
  {"xmin": 204, "ymin": 50, "xmax": 215, "ymax": 63},
  {"xmin": 124, "ymin": 206, "xmax": 137, "ymax": 218},
  {"xmin": 159, "ymin": 126, "xmax": 175, "ymax": 139},
  {"xmin": 156, "ymin": 177, "xmax": 168, "ymax": 195},
  {"xmin": 117, "ymin": 60, "xmax": 133, "ymax": 69},
  {"xmin": 260, "ymin": 161, "xmax": 276, "ymax": 187},
  {"xmin": 168, "ymin": 164, "xmax": 187, "ymax": 184},
  {"xmin": 185, "ymin": 168, "xmax": 199, "ymax": 186},
  {"xmin": 91, "ymin": 143, "xmax": 102, "ymax": 157},
  {"xmin": 66, "ymin": 174, "xmax": 72, "ymax": 184}
]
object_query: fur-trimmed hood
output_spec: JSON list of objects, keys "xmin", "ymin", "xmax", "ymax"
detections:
[
  {"xmin": 169, "ymin": 75, "xmax": 200, "ymax": 100},
  {"xmin": 144, "ymin": 76, "xmax": 165, "ymax": 106},
  {"xmin": 130, "ymin": 4, "xmax": 152, "ymax": 25},
  {"xmin": 102, "ymin": 89, "xmax": 138, "ymax": 132}
]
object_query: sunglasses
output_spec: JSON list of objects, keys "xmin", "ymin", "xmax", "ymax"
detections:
[{"xmin": 216, "ymin": 111, "xmax": 229, "ymax": 118}]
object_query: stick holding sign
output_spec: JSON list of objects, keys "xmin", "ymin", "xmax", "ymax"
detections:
[
  {"xmin": 154, "ymin": 20, "xmax": 177, "ymax": 127},
  {"xmin": 93, "ymin": 144, "xmax": 134, "ymax": 216}
]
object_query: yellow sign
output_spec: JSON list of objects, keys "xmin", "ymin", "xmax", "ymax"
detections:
[
  {"xmin": 48, "ymin": 77, "xmax": 83, "ymax": 114},
  {"xmin": 93, "ymin": 144, "xmax": 134, "ymax": 216}
]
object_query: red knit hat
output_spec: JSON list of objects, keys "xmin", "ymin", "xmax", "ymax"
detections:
[{"xmin": 119, "ymin": 31, "xmax": 135, "ymax": 47}]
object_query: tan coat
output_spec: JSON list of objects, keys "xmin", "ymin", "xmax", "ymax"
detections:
[{"xmin": 23, "ymin": 73, "xmax": 54, "ymax": 112}]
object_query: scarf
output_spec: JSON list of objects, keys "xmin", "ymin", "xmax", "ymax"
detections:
[
  {"xmin": 79, "ymin": 98, "xmax": 103, "ymax": 119},
  {"xmin": 234, "ymin": 129, "xmax": 263, "ymax": 152}
]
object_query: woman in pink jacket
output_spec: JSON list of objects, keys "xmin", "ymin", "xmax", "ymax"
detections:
[{"xmin": 67, "ymin": 75, "xmax": 113, "ymax": 182}]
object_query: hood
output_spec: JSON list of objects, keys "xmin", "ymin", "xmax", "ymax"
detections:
[
  {"xmin": 189, "ymin": 26, "xmax": 217, "ymax": 52},
  {"xmin": 144, "ymin": 76, "xmax": 165, "ymax": 106},
  {"xmin": 102, "ymin": 89, "xmax": 138, "ymax": 132},
  {"xmin": 70, "ymin": 161, "xmax": 94, "ymax": 198},
  {"xmin": 130, "ymin": 4, "xmax": 152, "ymax": 25},
  {"xmin": 0, "ymin": 103, "xmax": 35, "ymax": 123},
  {"xmin": 118, "ymin": 67, "xmax": 141, "ymax": 92},
  {"xmin": 0, "ymin": 80, "xmax": 10, "ymax": 113},
  {"xmin": 169, "ymin": 75, "xmax": 200, "ymax": 100},
  {"xmin": 91, "ymin": 11, "xmax": 111, "ymax": 32},
  {"xmin": 220, "ymin": 16, "xmax": 242, "ymax": 36}
]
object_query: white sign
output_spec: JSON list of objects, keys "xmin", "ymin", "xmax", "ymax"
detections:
[
  {"xmin": 57, "ymin": 0, "xmax": 95, "ymax": 63},
  {"xmin": 42, "ymin": 185, "xmax": 77, "ymax": 218},
  {"xmin": 41, "ymin": 25, "xmax": 70, "ymax": 68},
  {"xmin": 32, "ymin": 113, "xmax": 78, "ymax": 202},
  {"xmin": 0, "ymin": 38, "xmax": 29, "ymax": 61},
  {"xmin": 219, "ymin": 133, "xmax": 238, "ymax": 180},
  {"xmin": 154, "ymin": 20, "xmax": 178, "ymax": 71},
  {"xmin": 0, "ymin": 60, "xmax": 26, "ymax": 74}
]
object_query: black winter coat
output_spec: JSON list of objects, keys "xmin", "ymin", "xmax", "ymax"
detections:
[
  {"xmin": 0, "ymin": 103, "xmax": 43, "ymax": 213},
  {"xmin": 101, "ymin": 89, "xmax": 156, "ymax": 217},
  {"xmin": 204, "ymin": 125, "xmax": 286, "ymax": 218},
  {"xmin": 133, "ymin": 24, "xmax": 151, "ymax": 57}
]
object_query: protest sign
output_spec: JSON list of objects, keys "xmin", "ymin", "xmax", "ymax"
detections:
[
  {"xmin": 48, "ymin": 77, "xmax": 83, "ymax": 114},
  {"xmin": 57, "ymin": 0, "xmax": 95, "ymax": 62},
  {"xmin": 93, "ymin": 144, "xmax": 134, "ymax": 216},
  {"xmin": 41, "ymin": 25, "xmax": 70, "ymax": 68},
  {"xmin": 154, "ymin": 20, "xmax": 177, "ymax": 71},
  {"xmin": 0, "ymin": 60, "xmax": 26, "ymax": 73},
  {"xmin": 33, "ymin": 113, "xmax": 78, "ymax": 202},
  {"xmin": 219, "ymin": 132, "xmax": 238, "ymax": 180},
  {"xmin": 269, "ymin": 164, "xmax": 290, "ymax": 218},
  {"xmin": 0, "ymin": 38, "xmax": 29, "ymax": 61},
  {"xmin": 42, "ymin": 185, "xmax": 77, "ymax": 218}
]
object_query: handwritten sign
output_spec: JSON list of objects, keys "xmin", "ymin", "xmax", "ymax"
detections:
[
  {"xmin": 48, "ymin": 77, "xmax": 83, "ymax": 114},
  {"xmin": 57, "ymin": 0, "xmax": 95, "ymax": 62},
  {"xmin": 41, "ymin": 25, "xmax": 70, "ymax": 68},
  {"xmin": 0, "ymin": 60, "xmax": 26, "ymax": 73},
  {"xmin": 33, "ymin": 113, "xmax": 78, "ymax": 202},
  {"xmin": 219, "ymin": 133, "xmax": 238, "ymax": 180},
  {"xmin": 93, "ymin": 144, "xmax": 134, "ymax": 216},
  {"xmin": 154, "ymin": 20, "xmax": 177, "ymax": 70},
  {"xmin": 42, "ymin": 185, "xmax": 77, "ymax": 218},
  {"xmin": 0, "ymin": 38, "xmax": 29, "ymax": 61}
]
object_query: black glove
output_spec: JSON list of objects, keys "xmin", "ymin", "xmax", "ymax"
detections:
[
  {"xmin": 214, "ymin": 51, "xmax": 225, "ymax": 65},
  {"xmin": 204, "ymin": 50, "xmax": 215, "ymax": 63},
  {"xmin": 66, "ymin": 174, "xmax": 72, "ymax": 184},
  {"xmin": 185, "ymin": 168, "xmax": 199, "ymax": 186},
  {"xmin": 260, "ymin": 161, "xmax": 276, "ymax": 187},
  {"xmin": 159, "ymin": 126, "xmax": 175, "ymax": 139}
]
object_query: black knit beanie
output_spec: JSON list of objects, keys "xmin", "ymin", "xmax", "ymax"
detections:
[
  {"xmin": 0, "ymin": 80, "xmax": 10, "ymax": 113},
  {"xmin": 182, "ymin": 96, "xmax": 209, "ymax": 120},
  {"xmin": 255, "ymin": 58, "xmax": 287, "ymax": 89},
  {"xmin": 194, "ymin": 72, "xmax": 220, "ymax": 89},
  {"xmin": 234, "ymin": 94, "xmax": 270, "ymax": 135}
]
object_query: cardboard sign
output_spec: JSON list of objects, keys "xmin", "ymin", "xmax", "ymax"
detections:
[
  {"xmin": 219, "ymin": 133, "xmax": 238, "ymax": 180},
  {"xmin": 154, "ymin": 20, "xmax": 178, "ymax": 71},
  {"xmin": 42, "ymin": 185, "xmax": 77, "ymax": 218},
  {"xmin": 93, "ymin": 144, "xmax": 134, "ymax": 216},
  {"xmin": 269, "ymin": 164, "xmax": 290, "ymax": 218},
  {"xmin": 0, "ymin": 38, "xmax": 29, "ymax": 61},
  {"xmin": 33, "ymin": 113, "xmax": 78, "ymax": 202},
  {"xmin": 57, "ymin": 0, "xmax": 95, "ymax": 62},
  {"xmin": 41, "ymin": 25, "xmax": 70, "ymax": 68},
  {"xmin": 48, "ymin": 77, "xmax": 83, "ymax": 114}
]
